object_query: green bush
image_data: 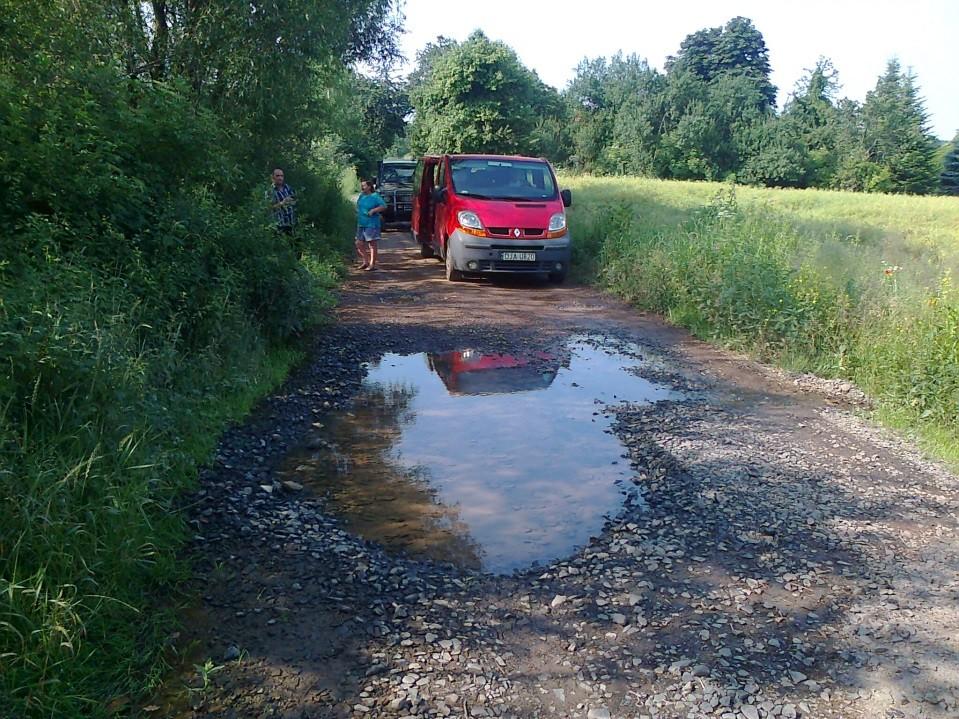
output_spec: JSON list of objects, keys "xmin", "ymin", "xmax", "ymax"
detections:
[{"xmin": 0, "ymin": 5, "xmax": 356, "ymax": 715}]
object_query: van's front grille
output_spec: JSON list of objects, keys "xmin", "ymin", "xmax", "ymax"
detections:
[{"xmin": 487, "ymin": 228, "xmax": 545, "ymax": 237}]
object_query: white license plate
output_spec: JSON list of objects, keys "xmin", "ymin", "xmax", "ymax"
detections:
[{"xmin": 500, "ymin": 252, "xmax": 536, "ymax": 261}]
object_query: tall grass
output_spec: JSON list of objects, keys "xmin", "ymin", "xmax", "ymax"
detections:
[
  {"xmin": 0, "ymin": 211, "xmax": 352, "ymax": 717},
  {"xmin": 564, "ymin": 176, "xmax": 959, "ymax": 461}
]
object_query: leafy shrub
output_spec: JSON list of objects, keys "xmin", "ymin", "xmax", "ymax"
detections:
[{"xmin": 0, "ymin": 4, "xmax": 356, "ymax": 715}]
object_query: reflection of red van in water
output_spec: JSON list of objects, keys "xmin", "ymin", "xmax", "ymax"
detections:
[
  {"xmin": 428, "ymin": 350, "xmax": 558, "ymax": 395},
  {"xmin": 411, "ymin": 155, "xmax": 572, "ymax": 283}
]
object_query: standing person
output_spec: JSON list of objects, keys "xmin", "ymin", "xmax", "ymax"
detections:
[
  {"xmin": 355, "ymin": 179, "xmax": 387, "ymax": 271},
  {"xmin": 268, "ymin": 168, "xmax": 297, "ymax": 236}
]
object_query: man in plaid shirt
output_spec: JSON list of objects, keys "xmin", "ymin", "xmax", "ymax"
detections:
[{"xmin": 268, "ymin": 168, "xmax": 297, "ymax": 235}]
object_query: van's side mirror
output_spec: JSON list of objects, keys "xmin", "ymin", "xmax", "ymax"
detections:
[
  {"xmin": 431, "ymin": 187, "xmax": 447, "ymax": 203},
  {"xmin": 561, "ymin": 189, "xmax": 572, "ymax": 208},
  {"xmin": 371, "ymin": 176, "xmax": 378, "ymax": 187}
]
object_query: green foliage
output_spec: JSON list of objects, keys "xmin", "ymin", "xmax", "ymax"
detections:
[
  {"xmin": 565, "ymin": 174, "xmax": 959, "ymax": 455},
  {"xmin": 858, "ymin": 60, "xmax": 940, "ymax": 194},
  {"xmin": 0, "ymin": 0, "xmax": 389, "ymax": 715},
  {"xmin": 940, "ymin": 134, "xmax": 959, "ymax": 195},
  {"xmin": 565, "ymin": 19, "xmax": 777, "ymax": 183},
  {"xmin": 565, "ymin": 54, "xmax": 663, "ymax": 174},
  {"xmin": 340, "ymin": 72, "xmax": 412, "ymax": 177},
  {"xmin": 665, "ymin": 16, "xmax": 777, "ymax": 108},
  {"xmin": 773, "ymin": 59, "xmax": 843, "ymax": 187},
  {"xmin": 738, "ymin": 118, "xmax": 810, "ymax": 188},
  {"xmin": 408, "ymin": 31, "xmax": 563, "ymax": 156},
  {"xmin": 558, "ymin": 19, "xmax": 942, "ymax": 196},
  {"xmin": 852, "ymin": 276, "xmax": 959, "ymax": 426}
]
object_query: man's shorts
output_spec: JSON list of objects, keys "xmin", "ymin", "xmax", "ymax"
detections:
[{"xmin": 355, "ymin": 226, "xmax": 381, "ymax": 242}]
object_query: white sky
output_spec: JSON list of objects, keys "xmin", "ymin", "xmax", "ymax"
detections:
[{"xmin": 396, "ymin": 0, "xmax": 958, "ymax": 141}]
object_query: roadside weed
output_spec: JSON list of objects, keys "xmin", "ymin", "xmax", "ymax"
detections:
[{"xmin": 192, "ymin": 659, "xmax": 225, "ymax": 692}]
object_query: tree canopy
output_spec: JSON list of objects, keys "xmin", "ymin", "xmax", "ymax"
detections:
[
  {"xmin": 408, "ymin": 31, "xmax": 562, "ymax": 155},
  {"xmin": 372, "ymin": 16, "xmax": 947, "ymax": 195},
  {"xmin": 539, "ymin": 21, "xmax": 944, "ymax": 194}
]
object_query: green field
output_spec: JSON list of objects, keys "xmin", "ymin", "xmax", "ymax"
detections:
[{"xmin": 563, "ymin": 176, "xmax": 959, "ymax": 461}]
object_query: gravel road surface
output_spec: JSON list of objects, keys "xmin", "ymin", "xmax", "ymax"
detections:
[{"xmin": 161, "ymin": 233, "xmax": 959, "ymax": 719}]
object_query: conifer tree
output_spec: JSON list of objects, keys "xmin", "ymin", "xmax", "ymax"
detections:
[
  {"xmin": 860, "ymin": 60, "xmax": 939, "ymax": 194},
  {"xmin": 941, "ymin": 134, "xmax": 959, "ymax": 195}
]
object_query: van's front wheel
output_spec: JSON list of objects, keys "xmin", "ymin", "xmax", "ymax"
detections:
[{"xmin": 445, "ymin": 244, "xmax": 463, "ymax": 282}]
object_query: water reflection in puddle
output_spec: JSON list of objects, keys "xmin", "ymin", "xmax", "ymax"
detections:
[{"xmin": 283, "ymin": 337, "xmax": 679, "ymax": 574}]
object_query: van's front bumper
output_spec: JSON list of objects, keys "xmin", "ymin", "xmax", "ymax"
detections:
[{"xmin": 447, "ymin": 230, "xmax": 571, "ymax": 275}]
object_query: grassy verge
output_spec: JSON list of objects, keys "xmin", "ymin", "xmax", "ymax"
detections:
[
  {"xmin": 563, "ymin": 175, "xmax": 959, "ymax": 465},
  {"xmin": 0, "ymin": 220, "xmax": 350, "ymax": 717}
]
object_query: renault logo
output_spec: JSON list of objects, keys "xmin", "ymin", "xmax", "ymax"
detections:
[{"xmin": 513, "ymin": 228, "xmax": 521, "ymax": 238}]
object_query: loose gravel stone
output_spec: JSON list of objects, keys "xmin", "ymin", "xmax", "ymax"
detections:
[{"xmin": 165, "ymin": 237, "xmax": 959, "ymax": 719}]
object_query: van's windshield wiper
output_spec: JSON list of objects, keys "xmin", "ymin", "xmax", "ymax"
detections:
[{"xmin": 455, "ymin": 191, "xmax": 493, "ymax": 199}]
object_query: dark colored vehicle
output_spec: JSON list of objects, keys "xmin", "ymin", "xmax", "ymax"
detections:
[
  {"xmin": 411, "ymin": 154, "xmax": 572, "ymax": 283},
  {"xmin": 376, "ymin": 159, "xmax": 417, "ymax": 230}
]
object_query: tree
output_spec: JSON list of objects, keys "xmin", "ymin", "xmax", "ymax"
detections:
[
  {"xmin": 105, "ymin": 0, "xmax": 404, "ymax": 177},
  {"xmin": 656, "ymin": 70, "xmax": 772, "ymax": 181},
  {"xmin": 830, "ymin": 98, "xmax": 882, "ymax": 192},
  {"xmin": 607, "ymin": 84, "xmax": 668, "ymax": 176},
  {"xmin": 860, "ymin": 59, "xmax": 939, "ymax": 194},
  {"xmin": 739, "ymin": 117, "xmax": 810, "ymax": 187},
  {"xmin": 942, "ymin": 133, "xmax": 959, "ymax": 195},
  {"xmin": 656, "ymin": 17, "xmax": 777, "ymax": 181},
  {"xmin": 407, "ymin": 36, "xmax": 459, "ymax": 92},
  {"xmin": 666, "ymin": 17, "xmax": 776, "ymax": 108},
  {"xmin": 779, "ymin": 58, "xmax": 842, "ymax": 186},
  {"xmin": 341, "ymin": 72, "xmax": 412, "ymax": 176},
  {"xmin": 564, "ymin": 57, "xmax": 616, "ymax": 172},
  {"xmin": 1, "ymin": 2, "xmax": 408, "ymax": 715},
  {"xmin": 564, "ymin": 53, "xmax": 664, "ymax": 173},
  {"xmin": 408, "ymin": 31, "xmax": 561, "ymax": 155}
]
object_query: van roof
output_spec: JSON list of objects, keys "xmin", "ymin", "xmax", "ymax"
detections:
[{"xmin": 446, "ymin": 154, "xmax": 547, "ymax": 162}]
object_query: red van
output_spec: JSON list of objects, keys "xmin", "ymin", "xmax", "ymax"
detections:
[
  {"xmin": 427, "ymin": 349, "xmax": 559, "ymax": 395},
  {"xmin": 411, "ymin": 154, "xmax": 572, "ymax": 283}
]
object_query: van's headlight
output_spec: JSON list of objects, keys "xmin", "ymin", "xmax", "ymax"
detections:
[
  {"xmin": 457, "ymin": 211, "xmax": 486, "ymax": 237},
  {"xmin": 547, "ymin": 213, "xmax": 567, "ymax": 238}
]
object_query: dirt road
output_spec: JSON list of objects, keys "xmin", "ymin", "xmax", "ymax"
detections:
[{"xmin": 167, "ymin": 232, "xmax": 959, "ymax": 719}]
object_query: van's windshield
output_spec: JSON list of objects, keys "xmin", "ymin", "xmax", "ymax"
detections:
[{"xmin": 450, "ymin": 159, "xmax": 557, "ymax": 201}]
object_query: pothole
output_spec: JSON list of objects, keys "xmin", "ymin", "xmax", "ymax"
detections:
[{"xmin": 281, "ymin": 336, "xmax": 683, "ymax": 573}]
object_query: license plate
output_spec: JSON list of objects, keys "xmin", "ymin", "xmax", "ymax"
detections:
[{"xmin": 500, "ymin": 251, "xmax": 536, "ymax": 261}]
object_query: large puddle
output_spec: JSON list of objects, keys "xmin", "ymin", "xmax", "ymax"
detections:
[{"xmin": 282, "ymin": 337, "xmax": 679, "ymax": 574}]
